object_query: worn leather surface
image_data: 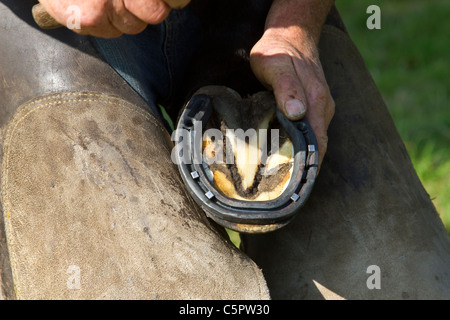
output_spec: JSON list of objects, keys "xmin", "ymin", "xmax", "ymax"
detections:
[
  {"xmin": 1, "ymin": 92, "xmax": 270, "ymax": 299},
  {"xmin": 244, "ymin": 24, "xmax": 450, "ymax": 300},
  {"xmin": 0, "ymin": 0, "xmax": 154, "ymax": 300}
]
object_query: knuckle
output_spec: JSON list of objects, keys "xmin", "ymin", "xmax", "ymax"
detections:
[
  {"xmin": 310, "ymin": 82, "xmax": 335, "ymax": 122},
  {"xmin": 279, "ymin": 74, "xmax": 302, "ymax": 93},
  {"xmin": 273, "ymin": 72, "xmax": 304, "ymax": 97},
  {"xmin": 311, "ymin": 84, "xmax": 331, "ymax": 105},
  {"xmin": 136, "ymin": 3, "xmax": 170, "ymax": 25},
  {"xmin": 320, "ymin": 134, "xmax": 329, "ymax": 146},
  {"xmin": 118, "ymin": 21, "xmax": 147, "ymax": 34},
  {"xmin": 125, "ymin": 25, "xmax": 147, "ymax": 35},
  {"xmin": 327, "ymin": 98, "xmax": 336, "ymax": 117},
  {"xmin": 145, "ymin": 12, "xmax": 169, "ymax": 25},
  {"xmin": 317, "ymin": 134, "xmax": 329, "ymax": 154},
  {"xmin": 79, "ymin": 12, "xmax": 103, "ymax": 29},
  {"xmin": 317, "ymin": 133, "xmax": 329, "ymax": 145}
]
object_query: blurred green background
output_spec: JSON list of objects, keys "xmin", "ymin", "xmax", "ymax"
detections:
[{"xmin": 335, "ymin": 0, "xmax": 450, "ymax": 233}]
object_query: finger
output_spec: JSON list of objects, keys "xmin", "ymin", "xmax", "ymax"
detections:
[
  {"xmin": 38, "ymin": 0, "xmax": 124, "ymax": 38},
  {"xmin": 73, "ymin": 19, "xmax": 124, "ymax": 39},
  {"xmin": 307, "ymin": 114, "xmax": 328, "ymax": 172},
  {"xmin": 251, "ymin": 54, "xmax": 308, "ymax": 120},
  {"xmin": 123, "ymin": 0, "xmax": 171, "ymax": 25},
  {"xmin": 108, "ymin": 2, "xmax": 148, "ymax": 35},
  {"xmin": 271, "ymin": 68, "xmax": 308, "ymax": 120},
  {"xmin": 305, "ymin": 92, "xmax": 335, "ymax": 172}
]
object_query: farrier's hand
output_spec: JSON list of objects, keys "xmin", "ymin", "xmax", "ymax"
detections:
[
  {"xmin": 37, "ymin": 0, "xmax": 190, "ymax": 38},
  {"xmin": 250, "ymin": 0, "xmax": 335, "ymax": 170},
  {"xmin": 250, "ymin": 32, "xmax": 334, "ymax": 169}
]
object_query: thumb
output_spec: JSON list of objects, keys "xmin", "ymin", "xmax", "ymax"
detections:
[
  {"xmin": 271, "ymin": 69, "xmax": 308, "ymax": 120},
  {"xmin": 250, "ymin": 52, "xmax": 308, "ymax": 120}
]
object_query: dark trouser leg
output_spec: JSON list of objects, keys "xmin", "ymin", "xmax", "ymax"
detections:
[{"xmin": 244, "ymin": 9, "xmax": 450, "ymax": 300}]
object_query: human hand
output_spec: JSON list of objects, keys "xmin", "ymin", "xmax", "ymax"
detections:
[
  {"xmin": 37, "ymin": 0, "xmax": 190, "ymax": 38},
  {"xmin": 250, "ymin": 29, "xmax": 335, "ymax": 170}
]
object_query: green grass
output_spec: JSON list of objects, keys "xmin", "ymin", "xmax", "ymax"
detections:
[{"xmin": 336, "ymin": 0, "xmax": 450, "ymax": 232}]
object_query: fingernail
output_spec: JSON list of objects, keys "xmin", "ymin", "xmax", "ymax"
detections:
[{"xmin": 285, "ymin": 99, "xmax": 306, "ymax": 118}]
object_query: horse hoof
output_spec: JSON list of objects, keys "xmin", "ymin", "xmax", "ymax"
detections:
[{"xmin": 173, "ymin": 86, "xmax": 318, "ymax": 233}]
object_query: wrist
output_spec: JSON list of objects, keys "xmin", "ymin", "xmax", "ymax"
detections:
[{"xmin": 263, "ymin": 0, "xmax": 334, "ymax": 55}]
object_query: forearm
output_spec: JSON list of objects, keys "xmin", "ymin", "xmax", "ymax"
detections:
[{"xmin": 264, "ymin": 0, "xmax": 335, "ymax": 55}]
